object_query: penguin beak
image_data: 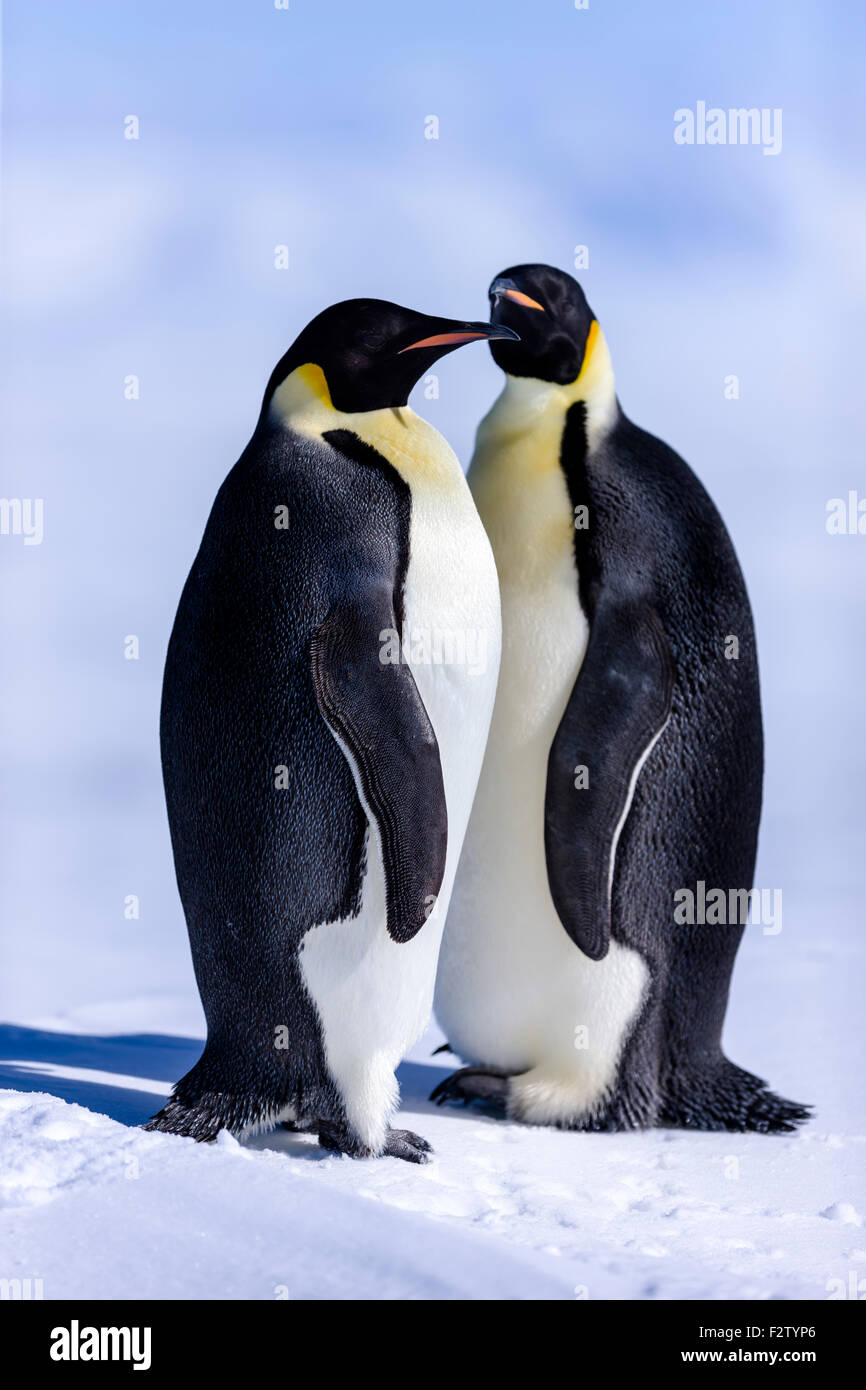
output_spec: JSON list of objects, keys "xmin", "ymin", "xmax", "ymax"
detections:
[
  {"xmin": 398, "ymin": 321, "xmax": 519, "ymax": 353},
  {"xmin": 490, "ymin": 277, "xmax": 546, "ymax": 313}
]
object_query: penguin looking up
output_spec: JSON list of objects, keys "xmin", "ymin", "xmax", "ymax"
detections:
[
  {"xmin": 433, "ymin": 264, "xmax": 809, "ymax": 1134},
  {"xmin": 146, "ymin": 299, "xmax": 515, "ymax": 1161}
]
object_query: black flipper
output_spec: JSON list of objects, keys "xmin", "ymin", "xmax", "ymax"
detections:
[
  {"xmin": 545, "ymin": 596, "xmax": 674, "ymax": 961},
  {"xmin": 311, "ymin": 602, "xmax": 448, "ymax": 944}
]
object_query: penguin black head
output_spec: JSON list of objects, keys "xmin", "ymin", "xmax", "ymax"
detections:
[
  {"xmin": 262, "ymin": 298, "xmax": 519, "ymax": 417},
  {"xmin": 486, "ymin": 264, "xmax": 596, "ymax": 385}
]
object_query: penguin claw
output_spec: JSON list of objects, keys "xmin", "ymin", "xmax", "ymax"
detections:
[
  {"xmin": 430, "ymin": 1076, "xmax": 465, "ymax": 1106},
  {"xmin": 429, "ymin": 1067, "xmax": 509, "ymax": 1114}
]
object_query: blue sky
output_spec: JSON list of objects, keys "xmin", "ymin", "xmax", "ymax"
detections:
[{"xmin": 1, "ymin": 1, "xmax": 864, "ymax": 1020}]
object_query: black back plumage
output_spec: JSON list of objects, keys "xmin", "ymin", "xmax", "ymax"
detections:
[
  {"xmin": 150, "ymin": 425, "xmax": 410, "ymax": 1137},
  {"xmin": 546, "ymin": 397, "xmax": 806, "ymax": 1131},
  {"xmin": 564, "ymin": 406, "xmax": 762, "ymax": 973}
]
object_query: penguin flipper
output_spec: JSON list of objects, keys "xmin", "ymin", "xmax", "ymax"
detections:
[
  {"xmin": 311, "ymin": 604, "xmax": 448, "ymax": 944},
  {"xmin": 544, "ymin": 596, "xmax": 674, "ymax": 961}
]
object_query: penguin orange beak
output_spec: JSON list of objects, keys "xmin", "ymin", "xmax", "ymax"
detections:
[
  {"xmin": 398, "ymin": 322, "xmax": 519, "ymax": 353},
  {"xmin": 490, "ymin": 278, "xmax": 546, "ymax": 313}
]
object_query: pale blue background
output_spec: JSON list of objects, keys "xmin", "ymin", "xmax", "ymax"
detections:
[{"xmin": 2, "ymin": 1, "xmax": 863, "ymax": 1118}]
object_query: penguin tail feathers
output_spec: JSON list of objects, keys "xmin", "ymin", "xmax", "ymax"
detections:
[
  {"xmin": 143, "ymin": 1055, "xmax": 279, "ymax": 1142},
  {"xmin": 661, "ymin": 1058, "xmax": 811, "ymax": 1134},
  {"xmin": 143, "ymin": 1096, "xmax": 232, "ymax": 1142}
]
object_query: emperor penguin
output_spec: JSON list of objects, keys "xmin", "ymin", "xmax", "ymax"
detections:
[
  {"xmin": 432, "ymin": 264, "xmax": 809, "ymax": 1133},
  {"xmin": 145, "ymin": 298, "xmax": 514, "ymax": 1161}
]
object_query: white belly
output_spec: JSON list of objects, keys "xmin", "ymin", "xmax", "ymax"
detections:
[
  {"xmin": 296, "ymin": 403, "xmax": 501, "ymax": 1149},
  {"xmin": 434, "ymin": 376, "xmax": 648, "ymax": 1126}
]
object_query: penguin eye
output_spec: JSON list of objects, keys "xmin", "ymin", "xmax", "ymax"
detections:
[{"xmin": 358, "ymin": 328, "xmax": 387, "ymax": 356}]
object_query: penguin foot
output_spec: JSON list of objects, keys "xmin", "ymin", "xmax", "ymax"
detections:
[
  {"xmin": 430, "ymin": 1066, "xmax": 509, "ymax": 1114},
  {"xmin": 382, "ymin": 1128, "xmax": 433, "ymax": 1164},
  {"xmin": 317, "ymin": 1121, "xmax": 432, "ymax": 1163}
]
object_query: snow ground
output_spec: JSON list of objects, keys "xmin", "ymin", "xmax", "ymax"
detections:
[{"xmin": 2, "ymin": 949, "xmax": 864, "ymax": 1301}]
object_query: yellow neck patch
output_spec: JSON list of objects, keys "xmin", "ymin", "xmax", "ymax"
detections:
[
  {"xmin": 472, "ymin": 319, "xmax": 617, "ymax": 490},
  {"xmin": 267, "ymin": 362, "xmax": 467, "ymax": 493},
  {"xmin": 565, "ymin": 320, "xmax": 617, "ymax": 447},
  {"xmin": 574, "ymin": 319, "xmax": 600, "ymax": 393},
  {"xmin": 295, "ymin": 362, "xmax": 334, "ymax": 408},
  {"xmin": 563, "ymin": 318, "xmax": 614, "ymax": 408}
]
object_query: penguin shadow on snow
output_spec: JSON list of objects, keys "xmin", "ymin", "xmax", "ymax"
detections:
[
  {"xmin": 0, "ymin": 1024, "xmax": 198, "ymax": 1128},
  {"xmin": 0, "ymin": 1024, "xmax": 456, "ymax": 1157}
]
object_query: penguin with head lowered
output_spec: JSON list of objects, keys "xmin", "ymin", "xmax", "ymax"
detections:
[
  {"xmin": 433, "ymin": 264, "xmax": 809, "ymax": 1133},
  {"xmin": 145, "ymin": 298, "xmax": 514, "ymax": 1160}
]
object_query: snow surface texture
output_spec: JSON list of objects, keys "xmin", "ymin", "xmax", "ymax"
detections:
[{"xmin": 1, "ymin": 976, "xmax": 863, "ymax": 1300}]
